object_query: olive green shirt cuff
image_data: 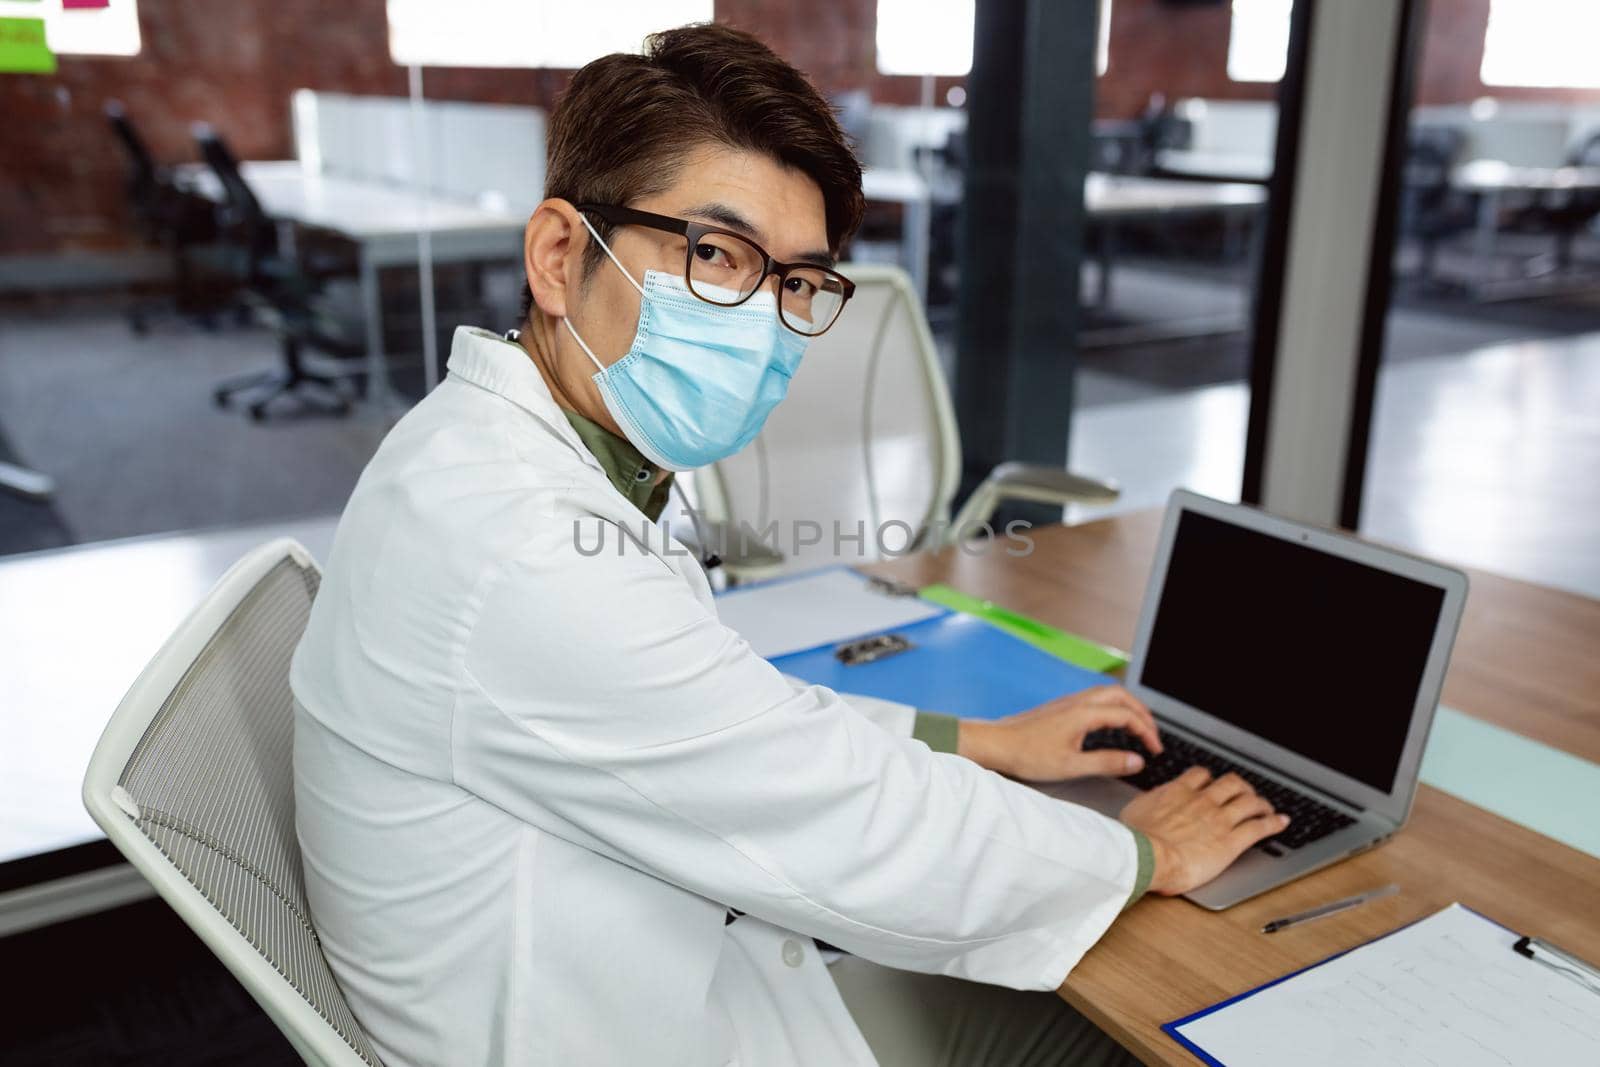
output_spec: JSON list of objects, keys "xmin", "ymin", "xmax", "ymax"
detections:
[
  {"xmin": 911, "ymin": 710, "xmax": 960, "ymax": 754},
  {"xmin": 1125, "ymin": 828, "xmax": 1155, "ymax": 909}
]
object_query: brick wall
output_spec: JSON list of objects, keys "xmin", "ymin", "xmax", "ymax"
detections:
[
  {"xmin": 1098, "ymin": 0, "xmax": 1276, "ymax": 119},
  {"xmin": 1, "ymin": 0, "xmax": 1594, "ymax": 257}
]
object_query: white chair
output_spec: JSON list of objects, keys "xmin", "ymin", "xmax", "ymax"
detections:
[
  {"xmin": 691, "ymin": 264, "xmax": 1117, "ymax": 581},
  {"xmin": 82, "ymin": 539, "xmax": 381, "ymax": 1067}
]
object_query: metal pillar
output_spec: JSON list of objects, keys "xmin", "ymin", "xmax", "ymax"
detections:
[{"xmin": 951, "ymin": 0, "xmax": 1101, "ymax": 507}]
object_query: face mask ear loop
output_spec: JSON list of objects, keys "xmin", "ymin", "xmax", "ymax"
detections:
[
  {"xmin": 576, "ymin": 212, "xmax": 646, "ymax": 298},
  {"xmin": 561, "ymin": 315, "xmax": 607, "ymax": 374},
  {"xmin": 562, "ymin": 210, "xmax": 648, "ymax": 373}
]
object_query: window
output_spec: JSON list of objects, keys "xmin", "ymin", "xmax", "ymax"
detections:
[
  {"xmin": 0, "ymin": 0, "xmax": 141, "ymax": 57},
  {"xmin": 386, "ymin": 0, "xmax": 712, "ymax": 69},
  {"xmin": 875, "ymin": 0, "xmax": 1112, "ymax": 77},
  {"xmin": 1227, "ymin": 0, "xmax": 1291, "ymax": 84},
  {"xmin": 1098, "ymin": 0, "xmax": 1113, "ymax": 75},
  {"xmin": 876, "ymin": 0, "xmax": 973, "ymax": 76},
  {"xmin": 1480, "ymin": 0, "xmax": 1600, "ymax": 90}
]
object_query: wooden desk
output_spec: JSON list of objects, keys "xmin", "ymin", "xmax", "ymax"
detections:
[{"xmin": 867, "ymin": 510, "xmax": 1600, "ymax": 1066}]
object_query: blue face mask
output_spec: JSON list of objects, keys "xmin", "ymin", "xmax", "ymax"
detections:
[{"xmin": 562, "ymin": 216, "xmax": 809, "ymax": 472}]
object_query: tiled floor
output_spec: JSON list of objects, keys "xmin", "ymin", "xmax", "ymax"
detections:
[{"xmin": 1068, "ymin": 331, "xmax": 1600, "ymax": 599}]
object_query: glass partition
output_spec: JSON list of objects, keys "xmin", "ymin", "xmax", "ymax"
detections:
[
  {"xmin": 0, "ymin": 0, "xmax": 399, "ymax": 556},
  {"xmin": 1066, "ymin": 0, "xmax": 1286, "ymax": 521},
  {"xmin": 1359, "ymin": 0, "xmax": 1600, "ymax": 598}
]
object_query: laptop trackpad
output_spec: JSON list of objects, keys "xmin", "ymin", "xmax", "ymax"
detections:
[{"xmin": 1036, "ymin": 776, "xmax": 1140, "ymax": 818}]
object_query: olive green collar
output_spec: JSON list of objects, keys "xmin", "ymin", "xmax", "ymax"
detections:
[{"xmin": 561, "ymin": 409, "xmax": 674, "ymax": 521}]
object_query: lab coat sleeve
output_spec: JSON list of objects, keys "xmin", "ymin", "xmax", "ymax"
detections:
[
  {"xmin": 782, "ymin": 676, "xmax": 915, "ymax": 739},
  {"xmin": 452, "ymin": 531, "xmax": 1141, "ymax": 991}
]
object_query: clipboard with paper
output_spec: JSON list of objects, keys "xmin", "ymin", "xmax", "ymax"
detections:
[{"xmin": 1164, "ymin": 903, "xmax": 1600, "ymax": 1067}]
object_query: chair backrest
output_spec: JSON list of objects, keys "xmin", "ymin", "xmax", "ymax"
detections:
[
  {"xmin": 105, "ymin": 100, "xmax": 157, "ymax": 186},
  {"xmin": 1570, "ymin": 131, "xmax": 1600, "ymax": 169},
  {"xmin": 1401, "ymin": 126, "xmax": 1466, "ymax": 227},
  {"xmin": 697, "ymin": 264, "xmax": 960, "ymax": 574},
  {"xmin": 83, "ymin": 540, "xmax": 382, "ymax": 1067},
  {"xmin": 192, "ymin": 123, "xmax": 276, "ymax": 279},
  {"xmin": 193, "ymin": 124, "xmax": 267, "ymax": 221}
]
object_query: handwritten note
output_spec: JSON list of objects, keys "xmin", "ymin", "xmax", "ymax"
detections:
[{"xmin": 1170, "ymin": 904, "xmax": 1600, "ymax": 1067}]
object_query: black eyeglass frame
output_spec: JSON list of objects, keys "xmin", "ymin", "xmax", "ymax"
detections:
[{"xmin": 576, "ymin": 202, "xmax": 856, "ymax": 337}]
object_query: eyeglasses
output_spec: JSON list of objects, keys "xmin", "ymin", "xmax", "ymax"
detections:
[{"xmin": 576, "ymin": 203, "xmax": 855, "ymax": 337}]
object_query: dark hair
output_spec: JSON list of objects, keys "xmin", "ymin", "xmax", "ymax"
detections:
[{"xmin": 519, "ymin": 23, "xmax": 864, "ymax": 324}]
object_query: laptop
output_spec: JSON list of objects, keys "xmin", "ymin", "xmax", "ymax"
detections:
[{"xmin": 1044, "ymin": 490, "xmax": 1468, "ymax": 909}]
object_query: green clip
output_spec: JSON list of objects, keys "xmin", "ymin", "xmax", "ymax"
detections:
[{"xmin": 919, "ymin": 584, "xmax": 1129, "ymax": 673}]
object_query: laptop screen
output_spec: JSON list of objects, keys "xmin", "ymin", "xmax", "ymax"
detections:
[{"xmin": 1139, "ymin": 509, "xmax": 1447, "ymax": 794}]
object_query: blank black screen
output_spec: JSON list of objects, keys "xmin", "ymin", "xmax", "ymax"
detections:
[{"xmin": 1140, "ymin": 510, "xmax": 1446, "ymax": 793}]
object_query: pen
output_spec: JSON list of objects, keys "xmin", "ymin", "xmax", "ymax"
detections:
[
  {"xmin": 1514, "ymin": 935, "xmax": 1600, "ymax": 995},
  {"xmin": 1260, "ymin": 883, "xmax": 1399, "ymax": 934}
]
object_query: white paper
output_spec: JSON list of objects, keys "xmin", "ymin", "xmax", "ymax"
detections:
[
  {"xmin": 713, "ymin": 569, "xmax": 943, "ymax": 659},
  {"xmin": 1173, "ymin": 904, "xmax": 1600, "ymax": 1067}
]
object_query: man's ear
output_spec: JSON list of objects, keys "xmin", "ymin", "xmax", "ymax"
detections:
[{"xmin": 523, "ymin": 199, "xmax": 586, "ymax": 320}]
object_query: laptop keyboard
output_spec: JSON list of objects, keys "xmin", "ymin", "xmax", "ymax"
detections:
[{"xmin": 1082, "ymin": 728, "xmax": 1357, "ymax": 852}]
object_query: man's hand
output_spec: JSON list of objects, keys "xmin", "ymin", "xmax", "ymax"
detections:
[
  {"xmin": 956, "ymin": 685, "xmax": 1164, "ymax": 782},
  {"xmin": 1119, "ymin": 768, "xmax": 1289, "ymax": 895}
]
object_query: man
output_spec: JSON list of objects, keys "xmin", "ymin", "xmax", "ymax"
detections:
[{"xmin": 291, "ymin": 24, "xmax": 1287, "ymax": 1066}]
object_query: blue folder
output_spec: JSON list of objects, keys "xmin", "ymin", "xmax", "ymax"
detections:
[{"xmin": 770, "ymin": 608, "xmax": 1116, "ymax": 719}]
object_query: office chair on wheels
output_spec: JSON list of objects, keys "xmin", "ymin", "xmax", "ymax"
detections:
[
  {"xmin": 105, "ymin": 101, "xmax": 224, "ymax": 332},
  {"xmin": 1399, "ymin": 127, "xmax": 1473, "ymax": 290},
  {"xmin": 692, "ymin": 264, "xmax": 1119, "ymax": 583},
  {"xmin": 1541, "ymin": 132, "xmax": 1600, "ymax": 272},
  {"xmin": 194, "ymin": 124, "xmax": 363, "ymax": 420},
  {"xmin": 82, "ymin": 540, "xmax": 383, "ymax": 1067}
]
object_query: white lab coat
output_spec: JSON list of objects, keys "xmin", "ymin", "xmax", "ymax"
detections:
[{"xmin": 290, "ymin": 326, "xmax": 1141, "ymax": 1067}]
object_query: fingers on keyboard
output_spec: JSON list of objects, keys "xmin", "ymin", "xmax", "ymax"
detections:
[{"xmin": 1083, "ymin": 728, "xmax": 1355, "ymax": 851}]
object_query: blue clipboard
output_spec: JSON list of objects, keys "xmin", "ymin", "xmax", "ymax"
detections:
[
  {"xmin": 770, "ymin": 607, "xmax": 1116, "ymax": 719},
  {"xmin": 1160, "ymin": 905, "xmax": 1515, "ymax": 1066}
]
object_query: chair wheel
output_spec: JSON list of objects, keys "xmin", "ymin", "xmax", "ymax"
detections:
[
  {"xmin": 249, "ymin": 403, "xmax": 267, "ymax": 421},
  {"xmin": 213, "ymin": 390, "xmax": 229, "ymax": 408}
]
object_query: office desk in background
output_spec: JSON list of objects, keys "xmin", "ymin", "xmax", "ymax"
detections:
[
  {"xmin": 866, "ymin": 510, "xmax": 1600, "ymax": 1067},
  {"xmin": 1083, "ymin": 174, "xmax": 1266, "ymax": 312},
  {"xmin": 1452, "ymin": 159, "xmax": 1600, "ymax": 285},
  {"xmin": 861, "ymin": 168, "xmax": 1266, "ymax": 311},
  {"xmin": 176, "ymin": 160, "xmax": 529, "ymax": 407},
  {"xmin": 1152, "ymin": 148, "xmax": 1274, "ymax": 186},
  {"xmin": 0, "ymin": 517, "xmax": 339, "ymax": 935}
]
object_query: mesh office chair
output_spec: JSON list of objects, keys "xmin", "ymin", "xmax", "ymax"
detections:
[
  {"xmin": 194, "ymin": 124, "xmax": 362, "ymax": 420},
  {"xmin": 82, "ymin": 540, "xmax": 383, "ymax": 1067},
  {"xmin": 106, "ymin": 100, "xmax": 224, "ymax": 331},
  {"xmin": 1399, "ymin": 127, "xmax": 1473, "ymax": 287},
  {"xmin": 1546, "ymin": 132, "xmax": 1600, "ymax": 271},
  {"xmin": 694, "ymin": 264, "xmax": 1118, "ymax": 582}
]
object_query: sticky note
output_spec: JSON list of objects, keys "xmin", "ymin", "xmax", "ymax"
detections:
[
  {"xmin": 63, "ymin": 1, "xmax": 112, "ymax": 9},
  {"xmin": 0, "ymin": 17, "xmax": 55, "ymax": 74}
]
